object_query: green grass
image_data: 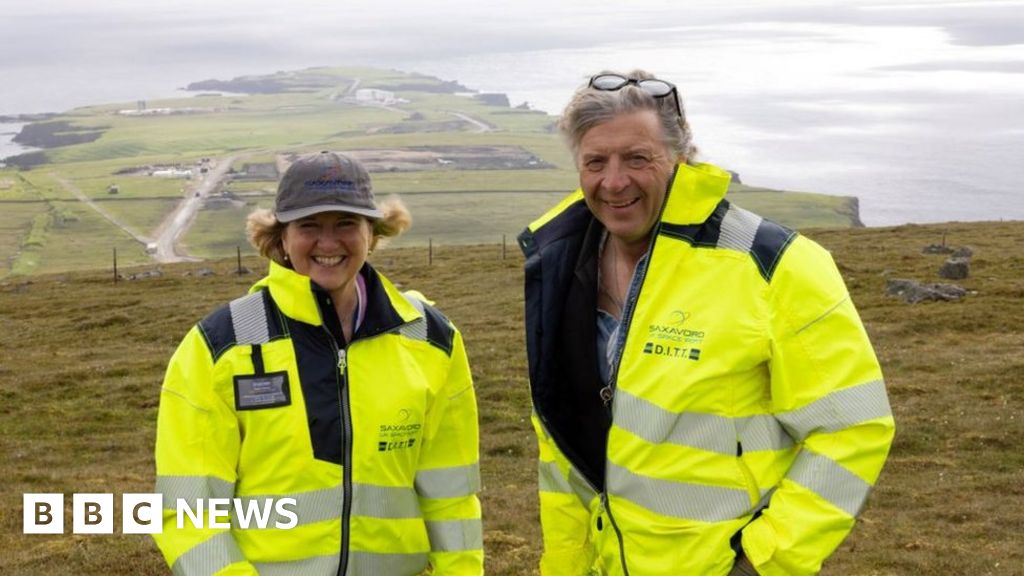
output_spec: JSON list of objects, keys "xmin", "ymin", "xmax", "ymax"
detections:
[
  {"xmin": 182, "ymin": 199, "xmax": 265, "ymax": 259},
  {"xmin": 11, "ymin": 200, "xmax": 150, "ymax": 276},
  {"xmin": 1, "ymin": 221, "xmax": 1022, "ymax": 575},
  {"xmin": 94, "ymin": 199, "xmax": 182, "ymax": 237},
  {"xmin": 1, "ymin": 65, "xmax": 863, "ymax": 277},
  {"xmin": 729, "ymin": 189, "xmax": 861, "ymax": 229}
]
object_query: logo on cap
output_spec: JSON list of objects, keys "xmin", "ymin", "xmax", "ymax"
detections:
[{"xmin": 305, "ymin": 164, "xmax": 357, "ymax": 191}]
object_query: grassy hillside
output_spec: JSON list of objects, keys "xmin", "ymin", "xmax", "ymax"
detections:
[
  {"xmin": 1, "ymin": 66, "xmax": 861, "ymax": 278},
  {"xmin": 1, "ymin": 220, "xmax": 1021, "ymax": 575}
]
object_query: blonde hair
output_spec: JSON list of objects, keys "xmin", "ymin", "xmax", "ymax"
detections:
[{"xmin": 246, "ymin": 195, "xmax": 412, "ymax": 267}]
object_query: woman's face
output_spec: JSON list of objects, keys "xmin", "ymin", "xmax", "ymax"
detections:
[
  {"xmin": 577, "ymin": 110, "xmax": 677, "ymax": 246},
  {"xmin": 281, "ymin": 211, "xmax": 373, "ymax": 296}
]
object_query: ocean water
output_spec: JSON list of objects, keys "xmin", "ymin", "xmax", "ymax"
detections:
[{"xmin": 2, "ymin": 0, "xmax": 1022, "ymax": 226}]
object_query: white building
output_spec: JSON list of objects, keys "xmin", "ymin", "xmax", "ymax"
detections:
[{"xmin": 355, "ymin": 89, "xmax": 398, "ymax": 105}]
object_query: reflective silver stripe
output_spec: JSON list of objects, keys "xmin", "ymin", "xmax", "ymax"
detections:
[
  {"xmin": 254, "ymin": 555, "xmax": 339, "ymax": 576},
  {"xmin": 156, "ymin": 475, "xmax": 235, "ymax": 509},
  {"xmin": 397, "ymin": 317, "xmax": 428, "ymax": 341},
  {"xmin": 232, "ymin": 486, "xmax": 340, "ymax": 528},
  {"xmin": 230, "ymin": 483, "xmax": 419, "ymax": 528},
  {"xmin": 616, "ymin": 390, "xmax": 794, "ymax": 455},
  {"xmin": 415, "ymin": 462, "xmax": 480, "ymax": 499},
  {"xmin": 737, "ymin": 414, "xmax": 796, "ymax": 453},
  {"xmin": 787, "ymin": 450, "xmax": 872, "ymax": 517},
  {"xmin": 397, "ymin": 293, "xmax": 429, "ymax": 342},
  {"xmin": 776, "ymin": 380, "xmax": 891, "ymax": 442},
  {"xmin": 426, "ymin": 518, "xmax": 483, "ymax": 552},
  {"xmin": 353, "ymin": 484, "xmax": 419, "ymax": 518},
  {"xmin": 347, "ymin": 550, "xmax": 429, "ymax": 576},
  {"xmin": 608, "ymin": 462, "xmax": 755, "ymax": 522},
  {"xmin": 171, "ymin": 532, "xmax": 244, "ymax": 576},
  {"xmin": 717, "ymin": 205, "xmax": 762, "ymax": 253},
  {"xmin": 401, "ymin": 292, "xmax": 427, "ymax": 315},
  {"xmin": 230, "ymin": 292, "xmax": 269, "ymax": 344},
  {"xmin": 566, "ymin": 465, "xmax": 599, "ymax": 508},
  {"xmin": 538, "ymin": 460, "xmax": 573, "ymax": 494},
  {"xmin": 537, "ymin": 459, "xmax": 598, "ymax": 508}
]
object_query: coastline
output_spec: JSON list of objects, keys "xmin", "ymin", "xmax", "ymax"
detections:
[{"xmin": 0, "ymin": 122, "xmax": 40, "ymax": 165}]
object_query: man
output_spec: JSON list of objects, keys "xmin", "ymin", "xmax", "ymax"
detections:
[{"xmin": 517, "ymin": 70, "xmax": 895, "ymax": 575}]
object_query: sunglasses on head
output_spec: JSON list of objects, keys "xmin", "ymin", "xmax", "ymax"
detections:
[{"xmin": 588, "ymin": 74, "xmax": 682, "ymax": 118}]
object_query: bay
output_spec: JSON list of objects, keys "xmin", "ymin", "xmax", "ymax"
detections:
[{"xmin": 2, "ymin": 0, "xmax": 1022, "ymax": 226}]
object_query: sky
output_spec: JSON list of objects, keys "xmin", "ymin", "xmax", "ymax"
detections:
[
  {"xmin": 3, "ymin": 0, "xmax": 1022, "ymax": 116},
  {"xmin": 1, "ymin": 0, "xmax": 1022, "ymax": 224}
]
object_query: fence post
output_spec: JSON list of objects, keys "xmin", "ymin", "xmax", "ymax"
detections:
[
  {"xmin": 428, "ymin": 238, "xmax": 433, "ymax": 266},
  {"xmin": 113, "ymin": 247, "xmax": 118, "ymax": 284},
  {"xmin": 237, "ymin": 246, "xmax": 242, "ymax": 275},
  {"xmin": 502, "ymin": 234, "xmax": 506, "ymax": 260}
]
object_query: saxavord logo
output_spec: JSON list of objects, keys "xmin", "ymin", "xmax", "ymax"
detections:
[
  {"xmin": 378, "ymin": 408, "xmax": 422, "ymax": 452},
  {"xmin": 643, "ymin": 342, "xmax": 701, "ymax": 361},
  {"xmin": 647, "ymin": 310, "xmax": 706, "ymax": 346}
]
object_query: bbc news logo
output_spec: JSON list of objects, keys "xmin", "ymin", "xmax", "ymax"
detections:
[{"xmin": 23, "ymin": 493, "xmax": 298, "ymax": 534}]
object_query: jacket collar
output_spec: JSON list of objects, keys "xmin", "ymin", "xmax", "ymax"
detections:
[
  {"xmin": 660, "ymin": 162, "xmax": 732, "ymax": 226},
  {"xmin": 251, "ymin": 261, "xmax": 422, "ymax": 338},
  {"xmin": 523, "ymin": 162, "xmax": 732, "ymax": 250}
]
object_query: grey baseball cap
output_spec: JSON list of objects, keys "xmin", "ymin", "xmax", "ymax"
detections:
[{"xmin": 274, "ymin": 151, "xmax": 382, "ymax": 222}]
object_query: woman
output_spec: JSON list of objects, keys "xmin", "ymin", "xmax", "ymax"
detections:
[
  {"xmin": 154, "ymin": 151, "xmax": 483, "ymax": 575},
  {"xmin": 519, "ymin": 71, "xmax": 894, "ymax": 575}
]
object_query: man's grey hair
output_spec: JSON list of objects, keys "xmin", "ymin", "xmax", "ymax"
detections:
[{"xmin": 558, "ymin": 69, "xmax": 697, "ymax": 164}]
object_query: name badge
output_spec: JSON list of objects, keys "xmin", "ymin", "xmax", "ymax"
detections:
[{"xmin": 234, "ymin": 372, "xmax": 291, "ymax": 410}]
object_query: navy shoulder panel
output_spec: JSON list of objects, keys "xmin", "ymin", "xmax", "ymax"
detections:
[
  {"xmin": 750, "ymin": 217, "xmax": 798, "ymax": 283},
  {"xmin": 659, "ymin": 200, "xmax": 728, "ymax": 248},
  {"xmin": 197, "ymin": 303, "xmax": 236, "ymax": 362},
  {"xmin": 521, "ymin": 199, "xmax": 592, "ymax": 255},
  {"xmin": 197, "ymin": 290, "xmax": 285, "ymax": 362},
  {"xmin": 659, "ymin": 200, "xmax": 797, "ymax": 282},
  {"xmin": 422, "ymin": 303, "xmax": 455, "ymax": 357}
]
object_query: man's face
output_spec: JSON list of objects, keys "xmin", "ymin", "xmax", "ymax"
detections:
[{"xmin": 577, "ymin": 110, "xmax": 677, "ymax": 246}]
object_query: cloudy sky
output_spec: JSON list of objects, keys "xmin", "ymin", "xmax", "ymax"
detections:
[
  {"xmin": 3, "ymin": 0, "xmax": 1022, "ymax": 115},
  {"xmin": 2, "ymin": 0, "xmax": 1022, "ymax": 224}
]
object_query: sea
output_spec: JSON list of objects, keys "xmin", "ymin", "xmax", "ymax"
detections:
[{"xmin": 2, "ymin": 0, "xmax": 1022, "ymax": 226}]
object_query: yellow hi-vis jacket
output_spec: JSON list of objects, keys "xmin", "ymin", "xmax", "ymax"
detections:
[
  {"xmin": 153, "ymin": 262, "xmax": 483, "ymax": 575},
  {"xmin": 518, "ymin": 162, "xmax": 895, "ymax": 576}
]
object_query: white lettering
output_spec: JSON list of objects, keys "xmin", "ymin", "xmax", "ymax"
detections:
[
  {"xmin": 233, "ymin": 498, "xmax": 273, "ymax": 529},
  {"xmin": 176, "ymin": 498, "xmax": 203, "ymax": 529},
  {"xmin": 274, "ymin": 498, "xmax": 298, "ymax": 529},
  {"xmin": 208, "ymin": 498, "xmax": 231, "ymax": 529},
  {"xmin": 22, "ymin": 493, "xmax": 299, "ymax": 533}
]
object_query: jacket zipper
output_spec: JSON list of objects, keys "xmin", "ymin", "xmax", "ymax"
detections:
[
  {"xmin": 335, "ymin": 344, "xmax": 353, "ymax": 576},
  {"xmin": 599, "ymin": 220, "xmax": 663, "ymax": 576},
  {"xmin": 601, "ymin": 493, "xmax": 631, "ymax": 576},
  {"xmin": 325, "ymin": 308, "xmax": 415, "ymax": 576},
  {"xmin": 315, "ymin": 305, "xmax": 351, "ymax": 576}
]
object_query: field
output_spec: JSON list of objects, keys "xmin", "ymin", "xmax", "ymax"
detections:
[
  {"xmin": 1, "ymin": 66, "xmax": 861, "ymax": 278},
  {"xmin": 1, "ymin": 220, "xmax": 1022, "ymax": 575}
]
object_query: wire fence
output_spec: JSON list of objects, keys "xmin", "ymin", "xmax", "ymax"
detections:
[{"xmin": 111, "ymin": 235, "xmax": 517, "ymax": 283}]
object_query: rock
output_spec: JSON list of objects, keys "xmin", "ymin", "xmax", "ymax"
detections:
[
  {"xmin": 951, "ymin": 246, "xmax": 974, "ymax": 259},
  {"xmin": 886, "ymin": 278, "xmax": 967, "ymax": 303},
  {"xmin": 128, "ymin": 269, "xmax": 163, "ymax": 280},
  {"xmin": 196, "ymin": 268, "xmax": 215, "ymax": 277},
  {"xmin": 923, "ymin": 244, "xmax": 954, "ymax": 254},
  {"xmin": 939, "ymin": 258, "xmax": 970, "ymax": 280}
]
